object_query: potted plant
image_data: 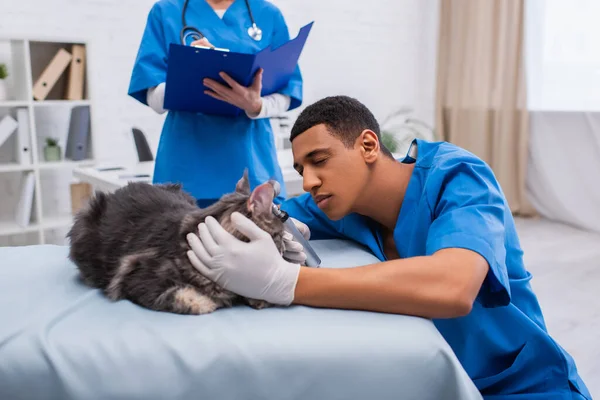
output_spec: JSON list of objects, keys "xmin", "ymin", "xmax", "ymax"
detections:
[
  {"xmin": 44, "ymin": 137, "xmax": 62, "ymax": 162},
  {"xmin": 381, "ymin": 131, "xmax": 399, "ymax": 153},
  {"xmin": 379, "ymin": 107, "xmax": 437, "ymax": 156},
  {"xmin": 0, "ymin": 63, "xmax": 7, "ymax": 102}
]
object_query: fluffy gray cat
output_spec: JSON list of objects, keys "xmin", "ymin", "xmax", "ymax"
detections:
[{"xmin": 67, "ymin": 171, "xmax": 285, "ymax": 315}]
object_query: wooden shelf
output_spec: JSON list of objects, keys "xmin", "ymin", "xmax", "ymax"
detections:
[
  {"xmin": 0, "ymin": 220, "xmax": 40, "ymax": 236},
  {"xmin": 0, "ymin": 215, "xmax": 72, "ymax": 237},
  {"xmin": 38, "ymin": 159, "xmax": 95, "ymax": 170},
  {"xmin": 0, "ymin": 163, "xmax": 35, "ymax": 173},
  {"xmin": 0, "ymin": 37, "xmax": 95, "ymax": 246},
  {"xmin": 0, "ymin": 160, "xmax": 95, "ymax": 173},
  {"xmin": 0, "ymin": 101, "xmax": 30, "ymax": 108},
  {"xmin": 0, "ymin": 100, "xmax": 91, "ymax": 107},
  {"xmin": 42, "ymin": 214, "xmax": 73, "ymax": 230},
  {"xmin": 33, "ymin": 100, "xmax": 90, "ymax": 107}
]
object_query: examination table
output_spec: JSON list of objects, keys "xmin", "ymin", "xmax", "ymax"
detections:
[{"xmin": 0, "ymin": 239, "xmax": 482, "ymax": 400}]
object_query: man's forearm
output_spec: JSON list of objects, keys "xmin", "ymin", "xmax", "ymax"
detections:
[{"xmin": 293, "ymin": 249, "xmax": 488, "ymax": 319}]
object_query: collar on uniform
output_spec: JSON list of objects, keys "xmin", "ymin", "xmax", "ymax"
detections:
[{"xmin": 401, "ymin": 139, "xmax": 418, "ymax": 164}]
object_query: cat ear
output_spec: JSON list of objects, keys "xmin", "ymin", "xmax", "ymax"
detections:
[
  {"xmin": 235, "ymin": 169, "xmax": 250, "ymax": 195},
  {"xmin": 247, "ymin": 182, "xmax": 274, "ymax": 216}
]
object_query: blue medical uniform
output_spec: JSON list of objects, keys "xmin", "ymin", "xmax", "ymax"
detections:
[
  {"xmin": 128, "ymin": 0, "xmax": 303, "ymax": 205},
  {"xmin": 281, "ymin": 139, "xmax": 591, "ymax": 399}
]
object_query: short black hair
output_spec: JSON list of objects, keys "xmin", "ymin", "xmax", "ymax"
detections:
[{"xmin": 290, "ymin": 95, "xmax": 393, "ymax": 158}]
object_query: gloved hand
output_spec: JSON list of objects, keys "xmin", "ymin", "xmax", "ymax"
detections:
[
  {"xmin": 186, "ymin": 212, "xmax": 301, "ymax": 306},
  {"xmin": 282, "ymin": 217, "xmax": 311, "ymax": 264}
]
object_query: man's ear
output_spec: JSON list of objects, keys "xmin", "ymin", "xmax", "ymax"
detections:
[
  {"xmin": 247, "ymin": 182, "xmax": 274, "ymax": 216},
  {"xmin": 357, "ymin": 130, "xmax": 380, "ymax": 164},
  {"xmin": 235, "ymin": 169, "xmax": 251, "ymax": 194}
]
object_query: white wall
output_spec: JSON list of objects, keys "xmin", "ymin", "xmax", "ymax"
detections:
[
  {"xmin": 525, "ymin": 0, "xmax": 600, "ymax": 111},
  {"xmin": 0, "ymin": 0, "xmax": 439, "ymax": 163},
  {"xmin": 272, "ymin": 0, "xmax": 440, "ymax": 126}
]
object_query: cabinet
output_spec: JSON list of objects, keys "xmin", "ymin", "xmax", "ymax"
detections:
[{"xmin": 0, "ymin": 38, "xmax": 96, "ymax": 246}]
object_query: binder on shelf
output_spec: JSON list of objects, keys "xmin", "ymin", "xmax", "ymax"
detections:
[
  {"xmin": 70, "ymin": 182, "xmax": 92, "ymax": 214},
  {"xmin": 15, "ymin": 108, "xmax": 32, "ymax": 165},
  {"xmin": 66, "ymin": 44, "xmax": 86, "ymax": 100},
  {"xmin": 32, "ymin": 48, "xmax": 72, "ymax": 101},
  {"xmin": 15, "ymin": 171, "xmax": 35, "ymax": 227},
  {"xmin": 164, "ymin": 21, "xmax": 313, "ymax": 116},
  {"xmin": 65, "ymin": 105, "xmax": 91, "ymax": 161},
  {"xmin": 0, "ymin": 114, "xmax": 18, "ymax": 148}
]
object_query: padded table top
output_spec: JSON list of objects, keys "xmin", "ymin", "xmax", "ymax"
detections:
[{"xmin": 0, "ymin": 240, "xmax": 481, "ymax": 400}]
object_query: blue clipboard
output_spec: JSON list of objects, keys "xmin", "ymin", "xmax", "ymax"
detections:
[{"xmin": 164, "ymin": 21, "xmax": 314, "ymax": 116}]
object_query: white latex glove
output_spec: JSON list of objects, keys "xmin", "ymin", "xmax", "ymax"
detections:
[
  {"xmin": 185, "ymin": 212, "xmax": 301, "ymax": 306},
  {"xmin": 282, "ymin": 217, "xmax": 311, "ymax": 264}
]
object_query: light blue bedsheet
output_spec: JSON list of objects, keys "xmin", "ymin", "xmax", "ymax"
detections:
[{"xmin": 0, "ymin": 240, "xmax": 482, "ymax": 400}]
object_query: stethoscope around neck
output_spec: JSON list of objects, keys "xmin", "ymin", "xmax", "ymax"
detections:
[{"xmin": 180, "ymin": 0, "xmax": 262, "ymax": 45}]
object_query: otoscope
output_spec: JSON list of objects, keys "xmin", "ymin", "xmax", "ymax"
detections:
[{"xmin": 270, "ymin": 181, "xmax": 321, "ymax": 267}]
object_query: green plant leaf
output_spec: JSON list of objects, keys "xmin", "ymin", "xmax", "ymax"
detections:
[
  {"xmin": 0, "ymin": 63, "xmax": 8, "ymax": 80},
  {"xmin": 381, "ymin": 131, "xmax": 398, "ymax": 153}
]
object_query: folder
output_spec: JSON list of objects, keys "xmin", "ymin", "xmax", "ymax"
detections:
[
  {"xmin": 15, "ymin": 108, "xmax": 32, "ymax": 165},
  {"xmin": 70, "ymin": 182, "xmax": 92, "ymax": 214},
  {"xmin": 0, "ymin": 114, "xmax": 18, "ymax": 148},
  {"xmin": 15, "ymin": 171, "xmax": 35, "ymax": 227},
  {"xmin": 32, "ymin": 48, "xmax": 73, "ymax": 101},
  {"xmin": 66, "ymin": 44, "xmax": 86, "ymax": 100},
  {"xmin": 65, "ymin": 105, "xmax": 91, "ymax": 161},
  {"xmin": 164, "ymin": 21, "xmax": 313, "ymax": 116}
]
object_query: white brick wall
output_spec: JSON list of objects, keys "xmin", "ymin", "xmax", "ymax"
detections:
[
  {"xmin": 0, "ymin": 0, "xmax": 439, "ymax": 163},
  {"xmin": 0, "ymin": 0, "xmax": 438, "ymax": 245},
  {"xmin": 273, "ymin": 0, "xmax": 440, "ymax": 125}
]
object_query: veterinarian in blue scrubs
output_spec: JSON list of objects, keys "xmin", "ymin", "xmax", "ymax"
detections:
[
  {"xmin": 186, "ymin": 96, "xmax": 592, "ymax": 399},
  {"xmin": 128, "ymin": 0, "xmax": 303, "ymax": 206}
]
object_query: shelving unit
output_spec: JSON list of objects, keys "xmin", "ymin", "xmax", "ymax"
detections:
[{"xmin": 0, "ymin": 38, "xmax": 96, "ymax": 246}]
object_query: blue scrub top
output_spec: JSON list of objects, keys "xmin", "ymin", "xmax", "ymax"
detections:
[
  {"xmin": 281, "ymin": 139, "xmax": 591, "ymax": 399},
  {"xmin": 128, "ymin": 0, "xmax": 303, "ymax": 202}
]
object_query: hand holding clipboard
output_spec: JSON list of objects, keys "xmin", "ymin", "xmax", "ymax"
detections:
[{"xmin": 164, "ymin": 22, "xmax": 314, "ymax": 116}]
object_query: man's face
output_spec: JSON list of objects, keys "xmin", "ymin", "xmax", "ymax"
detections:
[{"xmin": 291, "ymin": 124, "xmax": 371, "ymax": 220}]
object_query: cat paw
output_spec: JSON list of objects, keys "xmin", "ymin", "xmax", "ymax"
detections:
[
  {"xmin": 173, "ymin": 287, "xmax": 218, "ymax": 314},
  {"xmin": 246, "ymin": 298, "xmax": 272, "ymax": 310}
]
